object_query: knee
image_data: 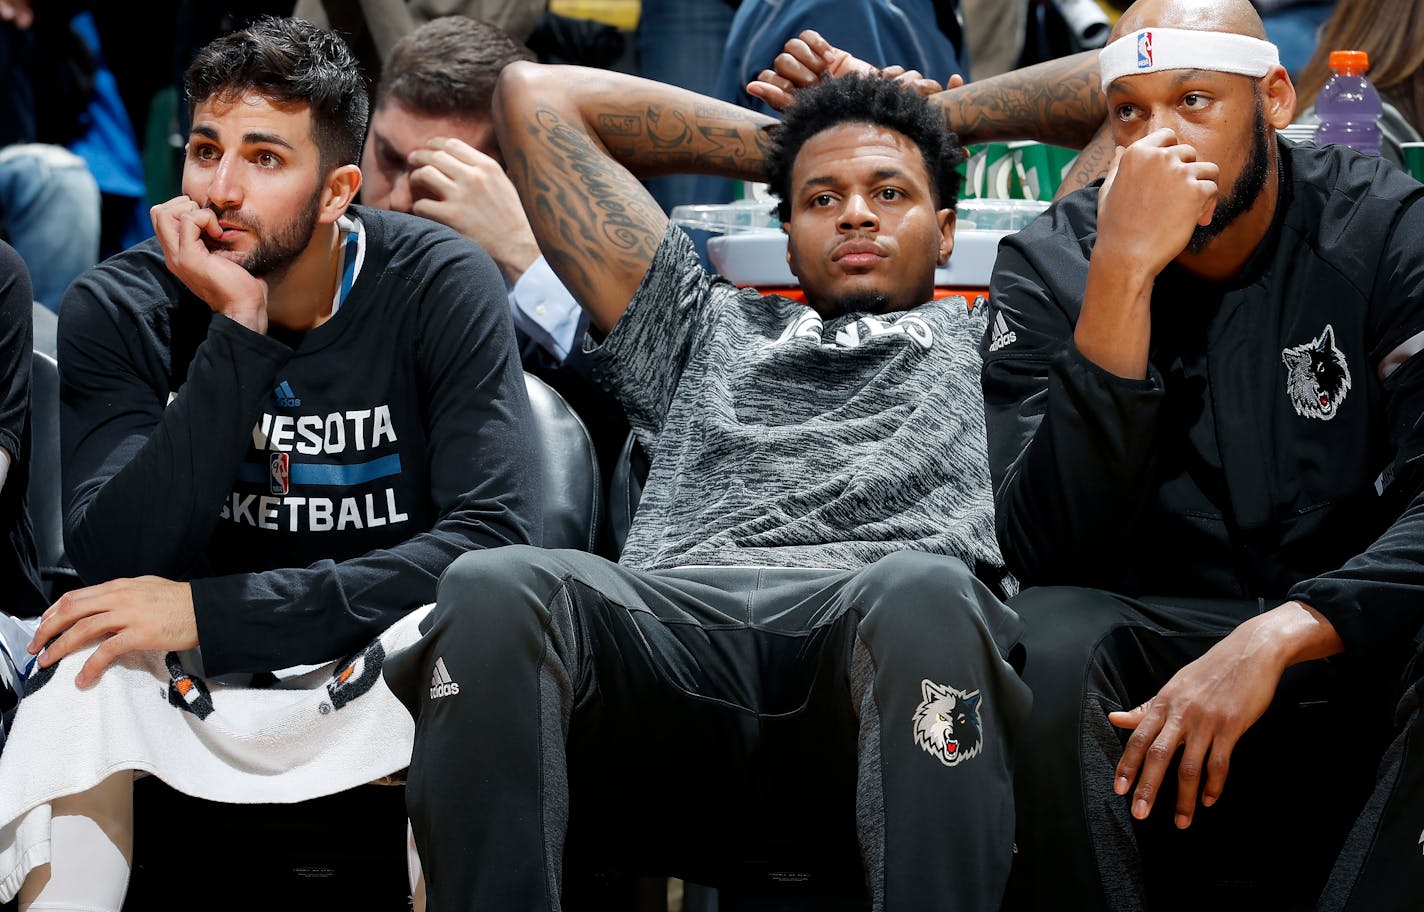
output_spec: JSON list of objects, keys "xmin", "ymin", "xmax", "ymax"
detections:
[
  {"xmin": 851, "ymin": 551, "xmax": 999, "ymax": 642},
  {"xmin": 1009, "ymin": 587, "xmax": 1127, "ymax": 694},
  {"xmin": 431, "ymin": 545, "xmax": 570, "ymax": 642}
]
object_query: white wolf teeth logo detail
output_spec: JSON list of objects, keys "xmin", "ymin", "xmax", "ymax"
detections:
[{"xmin": 912, "ymin": 679, "xmax": 983, "ymax": 767}]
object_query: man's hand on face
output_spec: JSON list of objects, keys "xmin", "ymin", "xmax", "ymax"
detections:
[
  {"xmin": 746, "ymin": 29, "xmax": 959, "ymax": 112},
  {"xmin": 28, "ymin": 577, "xmax": 199, "ymax": 688},
  {"xmin": 407, "ymin": 137, "xmax": 541, "ymax": 285},
  {"xmin": 151, "ymin": 196, "xmax": 270, "ymax": 334},
  {"xmin": 1095, "ymin": 128, "xmax": 1219, "ymax": 279}
]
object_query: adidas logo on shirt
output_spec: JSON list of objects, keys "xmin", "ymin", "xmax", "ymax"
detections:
[
  {"xmin": 273, "ymin": 380, "xmax": 302, "ymax": 408},
  {"xmin": 988, "ymin": 311, "xmax": 1018, "ymax": 352},
  {"xmin": 429, "ymin": 656, "xmax": 460, "ymax": 699}
]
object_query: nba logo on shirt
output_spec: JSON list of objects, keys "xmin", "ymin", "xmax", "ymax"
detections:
[
  {"xmin": 270, "ymin": 452, "xmax": 290, "ymax": 495},
  {"xmin": 1137, "ymin": 31, "xmax": 1153, "ymax": 68}
]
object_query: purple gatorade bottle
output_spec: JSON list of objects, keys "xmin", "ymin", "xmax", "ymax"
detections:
[{"xmin": 1315, "ymin": 50, "xmax": 1383, "ymax": 156}]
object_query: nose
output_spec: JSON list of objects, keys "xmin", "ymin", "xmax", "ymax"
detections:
[
  {"xmin": 1144, "ymin": 105, "xmax": 1183, "ymax": 139},
  {"xmin": 838, "ymin": 192, "xmax": 878, "ymax": 232},
  {"xmin": 205, "ymin": 154, "xmax": 243, "ymax": 211}
]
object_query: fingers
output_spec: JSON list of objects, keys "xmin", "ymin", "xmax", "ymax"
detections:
[
  {"xmin": 29, "ymin": 585, "xmax": 108, "ymax": 655},
  {"xmin": 420, "ymin": 136, "xmax": 494, "ymax": 168},
  {"xmin": 77, "ymin": 632, "xmax": 135, "ymax": 688},
  {"xmin": 795, "ymin": 29, "xmax": 834, "ymax": 59},
  {"xmin": 746, "ymin": 75, "xmax": 796, "ymax": 111},
  {"xmin": 774, "ymin": 46, "xmax": 827, "ymax": 86},
  {"xmin": 408, "ymin": 162, "xmax": 459, "ymax": 202},
  {"xmin": 946, "ymin": 73, "xmax": 966, "ymax": 90},
  {"xmin": 1173, "ymin": 734, "xmax": 1209, "ymax": 828},
  {"xmin": 1128, "ymin": 717, "xmax": 1180, "ymax": 820},
  {"xmin": 1202, "ymin": 741, "xmax": 1233, "ymax": 808}
]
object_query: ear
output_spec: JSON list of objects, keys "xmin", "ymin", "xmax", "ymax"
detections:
[
  {"xmin": 783, "ymin": 222, "xmax": 801, "ymax": 279},
  {"xmin": 962, "ymin": 690, "xmax": 982, "ymax": 712},
  {"xmin": 921, "ymin": 679, "xmax": 945, "ymax": 702},
  {"xmin": 936, "ymin": 207, "xmax": 955, "ymax": 266},
  {"xmin": 1319, "ymin": 324, "xmax": 1336, "ymax": 350},
  {"xmin": 318, "ymin": 164, "xmax": 363, "ymax": 224},
  {"xmin": 1262, "ymin": 65, "xmax": 1297, "ymax": 131}
]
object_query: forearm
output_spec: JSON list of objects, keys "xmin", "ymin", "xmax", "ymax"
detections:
[
  {"xmin": 496, "ymin": 62, "xmax": 778, "ymax": 186},
  {"xmin": 192, "ymin": 498, "xmax": 537, "ymax": 674},
  {"xmin": 933, "ymin": 50, "xmax": 1105, "ymax": 149},
  {"xmin": 1074, "ymin": 250, "xmax": 1155, "ymax": 380},
  {"xmin": 64, "ymin": 316, "xmax": 290, "ymax": 582}
]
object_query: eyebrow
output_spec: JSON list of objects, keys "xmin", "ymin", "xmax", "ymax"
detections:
[
  {"xmin": 801, "ymin": 167, "xmax": 911, "ymax": 190},
  {"xmin": 188, "ymin": 125, "xmax": 295, "ymax": 150},
  {"xmin": 1106, "ymin": 68, "xmax": 1219, "ymax": 98}
]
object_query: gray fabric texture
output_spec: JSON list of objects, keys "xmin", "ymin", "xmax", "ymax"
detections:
[
  {"xmin": 591, "ymin": 225, "xmax": 1005, "ymax": 577},
  {"xmin": 850, "ymin": 638, "xmax": 886, "ymax": 912}
]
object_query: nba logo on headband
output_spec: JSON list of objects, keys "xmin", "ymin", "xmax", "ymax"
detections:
[{"xmin": 1101, "ymin": 27, "xmax": 1280, "ymax": 90}]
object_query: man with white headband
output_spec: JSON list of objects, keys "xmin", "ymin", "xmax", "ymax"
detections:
[{"xmin": 982, "ymin": 0, "xmax": 1424, "ymax": 908}]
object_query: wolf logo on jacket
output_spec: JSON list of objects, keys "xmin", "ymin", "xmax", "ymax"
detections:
[
  {"xmin": 913, "ymin": 679, "xmax": 984, "ymax": 766},
  {"xmin": 1282, "ymin": 324, "xmax": 1352, "ymax": 421}
]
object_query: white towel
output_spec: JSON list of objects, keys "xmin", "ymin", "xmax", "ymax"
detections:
[{"xmin": 0, "ymin": 605, "xmax": 430, "ymax": 901}]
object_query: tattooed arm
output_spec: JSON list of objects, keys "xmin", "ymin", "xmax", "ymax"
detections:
[
  {"xmin": 493, "ymin": 62, "xmax": 776, "ymax": 333},
  {"xmin": 752, "ymin": 31, "xmax": 1107, "ymax": 150},
  {"xmin": 932, "ymin": 51, "xmax": 1105, "ymax": 149}
]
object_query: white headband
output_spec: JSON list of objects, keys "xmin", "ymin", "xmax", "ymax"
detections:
[{"xmin": 1099, "ymin": 27, "xmax": 1280, "ymax": 90}]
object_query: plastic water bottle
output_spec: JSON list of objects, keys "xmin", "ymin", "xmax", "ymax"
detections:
[{"xmin": 1315, "ymin": 50, "xmax": 1383, "ymax": 156}]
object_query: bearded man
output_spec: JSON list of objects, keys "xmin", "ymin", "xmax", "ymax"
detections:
[
  {"xmin": 981, "ymin": 0, "xmax": 1424, "ymax": 908},
  {"xmin": 0, "ymin": 17, "xmax": 538, "ymax": 910}
]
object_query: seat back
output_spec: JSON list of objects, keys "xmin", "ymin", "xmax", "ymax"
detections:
[
  {"xmin": 27, "ymin": 350, "xmax": 80, "ymax": 599},
  {"xmin": 607, "ymin": 431, "xmax": 650, "ymax": 558},
  {"xmin": 523, "ymin": 372, "xmax": 602, "ymax": 552}
]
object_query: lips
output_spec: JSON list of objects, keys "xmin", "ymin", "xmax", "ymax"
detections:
[{"xmin": 832, "ymin": 240, "xmax": 886, "ymax": 271}]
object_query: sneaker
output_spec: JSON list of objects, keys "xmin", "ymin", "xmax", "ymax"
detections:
[{"xmin": 0, "ymin": 613, "xmax": 40, "ymax": 715}]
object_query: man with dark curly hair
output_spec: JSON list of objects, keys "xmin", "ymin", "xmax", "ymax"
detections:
[{"xmin": 384, "ymin": 64, "xmax": 1029, "ymax": 910}]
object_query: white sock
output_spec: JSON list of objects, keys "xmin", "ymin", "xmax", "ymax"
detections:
[{"xmin": 20, "ymin": 773, "xmax": 133, "ymax": 912}]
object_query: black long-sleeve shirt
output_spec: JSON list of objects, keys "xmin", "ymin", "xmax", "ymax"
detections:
[
  {"xmin": 58, "ymin": 206, "xmax": 541, "ymax": 674},
  {"xmin": 0, "ymin": 241, "xmax": 46, "ymax": 617},
  {"xmin": 983, "ymin": 140, "xmax": 1424, "ymax": 670}
]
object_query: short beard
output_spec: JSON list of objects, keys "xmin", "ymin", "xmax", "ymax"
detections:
[
  {"xmin": 211, "ymin": 186, "xmax": 322, "ymax": 279},
  {"xmin": 820, "ymin": 290, "xmax": 890, "ymax": 318},
  {"xmin": 1186, "ymin": 97, "xmax": 1271, "ymax": 254}
]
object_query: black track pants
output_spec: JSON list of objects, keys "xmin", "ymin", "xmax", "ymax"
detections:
[
  {"xmin": 1003, "ymin": 587, "xmax": 1424, "ymax": 912},
  {"xmin": 383, "ymin": 547, "xmax": 1031, "ymax": 911}
]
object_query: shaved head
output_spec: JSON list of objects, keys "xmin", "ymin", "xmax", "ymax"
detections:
[{"xmin": 1112, "ymin": 0, "xmax": 1267, "ymax": 42}]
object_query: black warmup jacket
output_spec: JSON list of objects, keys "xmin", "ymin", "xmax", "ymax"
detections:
[
  {"xmin": 984, "ymin": 139, "xmax": 1424, "ymax": 670},
  {"xmin": 0, "ymin": 241, "xmax": 46, "ymax": 617},
  {"xmin": 58, "ymin": 206, "xmax": 540, "ymax": 675}
]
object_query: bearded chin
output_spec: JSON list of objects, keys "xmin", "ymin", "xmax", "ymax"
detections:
[
  {"xmin": 240, "ymin": 187, "xmax": 323, "ymax": 278},
  {"xmin": 1186, "ymin": 100, "xmax": 1271, "ymax": 255}
]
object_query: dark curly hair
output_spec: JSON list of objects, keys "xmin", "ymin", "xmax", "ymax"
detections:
[
  {"xmin": 766, "ymin": 74, "xmax": 963, "ymax": 223},
  {"xmin": 185, "ymin": 17, "xmax": 369, "ymax": 174}
]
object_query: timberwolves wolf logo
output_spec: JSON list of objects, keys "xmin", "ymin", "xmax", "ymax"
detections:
[
  {"xmin": 165, "ymin": 652, "xmax": 215, "ymax": 720},
  {"xmin": 912, "ymin": 679, "xmax": 983, "ymax": 767},
  {"xmin": 1281, "ymin": 324, "xmax": 1352, "ymax": 421}
]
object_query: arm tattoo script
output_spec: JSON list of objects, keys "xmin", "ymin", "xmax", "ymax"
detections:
[
  {"xmin": 938, "ymin": 51, "xmax": 1107, "ymax": 149},
  {"xmin": 509, "ymin": 107, "xmax": 666, "ymax": 306}
]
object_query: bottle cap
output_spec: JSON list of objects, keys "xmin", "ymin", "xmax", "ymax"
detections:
[{"xmin": 1329, "ymin": 50, "xmax": 1370, "ymax": 71}]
